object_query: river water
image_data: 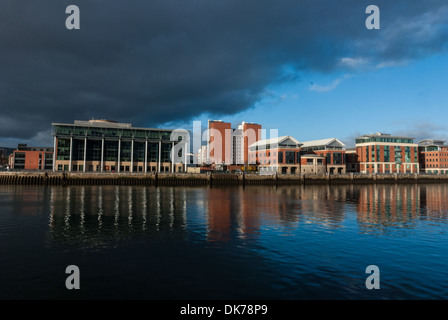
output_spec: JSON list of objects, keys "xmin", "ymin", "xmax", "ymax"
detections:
[{"xmin": 0, "ymin": 184, "xmax": 447, "ymax": 299}]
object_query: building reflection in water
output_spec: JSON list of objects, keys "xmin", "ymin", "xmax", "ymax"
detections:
[
  {"xmin": 46, "ymin": 183, "xmax": 448, "ymax": 246},
  {"xmin": 205, "ymin": 185, "xmax": 351, "ymax": 242},
  {"xmin": 47, "ymin": 186, "xmax": 188, "ymax": 248},
  {"xmin": 355, "ymin": 184, "xmax": 420, "ymax": 234},
  {"xmin": 420, "ymin": 184, "xmax": 448, "ymax": 219}
]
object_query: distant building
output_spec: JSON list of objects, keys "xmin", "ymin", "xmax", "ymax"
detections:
[
  {"xmin": 249, "ymin": 136, "xmax": 302, "ymax": 174},
  {"xmin": 300, "ymin": 138, "xmax": 346, "ymax": 174},
  {"xmin": 418, "ymin": 139, "xmax": 448, "ymax": 174},
  {"xmin": 207, "ymin": 120, "xmax": 262, "ymax": 168},
  {"xmin": 207, "ymin": 120, "xmax": 233, "ymax": 165},
  {"xmin": 355, "ymin": 133, "xmax": 419, "ymax": 174},
  {"xmin": 52, "ymin": 119, "xmax": 188, "ymax": 173},
  {"xmin": 10, "ymin": 144, "xmax": 53, "ymax": 170},
  {"xmin": 0, "ymin": 147, "xmax": 14, "ymax": 158},
  {"xmin": 197, "ymin": 145, "xmax": 209, "ymax": 165}
]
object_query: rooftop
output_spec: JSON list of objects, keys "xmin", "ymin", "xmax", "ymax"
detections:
[
  {"xmin": 52, "ymin": 120, "xmax": 174, "ymax": 131},
  {"xmin": 300, "ymin": 138, "xmax": 346, "ymax": 149},
  {"xmin": 357, "ymin": 133, "xmax": 415, "ymax": 140},
  {"xmin": 418, "ymin": 139, "xmax": 446, "ymax": 146},
  {"xmin": 249, "ymin": 135, "xmax": 300, "ymax": 148}
]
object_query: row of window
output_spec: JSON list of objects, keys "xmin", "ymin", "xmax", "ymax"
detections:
[
  {"xmin": 426, "ymin": 164, "xmax": 448, "ymax": 168},
  {"xmin": 57, "ymin": 139, "xmax": 179, "ymax": 162},
  {"xmin": 361, "ymin": 146, "xmax": 417, "ymax": 163},
  {"xmin": 54, "ymin": 125, "xmax": 173, "ymax": 140},
  {"xmin": 365, "ymin": 164, "xmax": 418, "ymax": 169},
  {"xmin": 57, "ymin": 164, "xmax": 181, "ymax": 173},
  {"xmin": 356, "ymin": 138, "xmax": 414, "ymax": 143}
]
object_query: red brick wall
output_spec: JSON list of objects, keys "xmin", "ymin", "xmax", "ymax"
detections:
[
  {"xmin": 242, "ymin": 123, "xmax": 262, "ymax": 164},
  {"xmin": 14, "ymin": 150, "xmax": 52, "ymax": 170},
  {"xmin": 209, "ymin": 121, "xmax": 232, "ymax": 164}
]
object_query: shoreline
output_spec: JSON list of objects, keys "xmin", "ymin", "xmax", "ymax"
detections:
[{"xmin": 1, "ymin": 171, "xmax": 448, "ymax": 186}]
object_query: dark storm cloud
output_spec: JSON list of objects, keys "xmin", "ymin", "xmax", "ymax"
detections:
[{"xmin": 1, "ymin": 0, "xmax": 448, "ymax": 141}]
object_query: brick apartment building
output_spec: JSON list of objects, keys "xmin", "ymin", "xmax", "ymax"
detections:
[
  {"xmin": 418, "ymin": 139, "xmax": 448, "ymax": 174},
  {"xmin": 356, "ymin": 133, "xmax": 419, "ymax": 174},
  {"xmin": 11, "ymin": 144, "xmax": 54, "ymax": 170},
  {"xmin": 207, "ymin": 120, "xmax": 262, "ymax": 168}
]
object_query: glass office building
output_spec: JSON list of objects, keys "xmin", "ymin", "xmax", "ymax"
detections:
[{"xmin": 52, "ymin": 120, "xmax": 188, "ymax": 173}]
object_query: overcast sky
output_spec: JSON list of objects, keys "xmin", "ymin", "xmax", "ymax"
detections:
[{"xmin": 1, "ymin": 0, "xmax": 448, "ymax": 147}]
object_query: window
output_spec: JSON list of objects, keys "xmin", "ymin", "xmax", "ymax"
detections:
[
  {"xmin": 285, "ymin": 151, "xmax": 295, "ymax": 164},
  {"xmin": 57, "ymin": 138, "xmax": 71, "ymax": 161},
  {"xmin": 334, "ymin": 152, "xmax": 343, "ymax": 165},
  {"xmin": 278, "ymin": 151, "xmax": 283, "ymax": 164},
  {"xmin": 384, "ymin": 146, "xmax": 390, "ymax": 162}
]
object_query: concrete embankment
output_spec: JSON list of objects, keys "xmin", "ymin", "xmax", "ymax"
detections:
[{"xmin": 1, "ymin": 172, "xmax": 448, "ymax": 186}]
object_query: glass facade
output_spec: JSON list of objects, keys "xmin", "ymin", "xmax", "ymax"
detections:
[
  {"xmin": 333, "ymin": 152, "xmax": 343, "ymax": 165},
  {"xmin": 53, "ymin": 124, "xmax": 173, "ymax": 142},
  {"xmin": 285, "ymin": 151, "xmax": 295, "ymax": 164},
  {"xmin": 52, "ymin": 123, "xmax": 185, "ymax": 172},
  {"xmin": 57, "ymin": 138, "xmax": 70, "ymax": 161}
]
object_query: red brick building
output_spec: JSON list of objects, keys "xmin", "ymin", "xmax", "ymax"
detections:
[
  {"xmin": 241, "ymin": 122, "xmax": 262, "ymax": 165},
  {"xmin": 300, "ymin": 138, "xmax": 346, "ymax": 174},
  {"xmin": 418, "ymin": 139, "xmax": 448, "ymax": 174},
  {"xmin": 356, "ymin": 133, "xmax": 419, "ymax": 174},
  {"xmin": 11, "ymin": 144, "xmax": 54, "ymax": 170},
  {"xmin": 207, "ymin": 120, "xmax": 233, "ymax": 166},
  {"xmin": 249, "ymin": 136, "xmax": 302, "ymax": 174},
  {"xmin": 207, "ymin": 120, "xmax": 262, "ymax": 169}
]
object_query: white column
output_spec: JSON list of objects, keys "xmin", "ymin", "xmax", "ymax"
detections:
[
  {"xmin": 130, "ymin": 140, "xmax": 134, "ymax": 172},
  {"xmin": 145, "ymin": 140, "xmax": 148, "ymax": 173},
  {"xmin": 101, "ymin": 138, "xmax": 104, "ymax": 172},
  {"xmin": 69, "ymin": 137, "xmax": 73, "ymax": 172},
  {"xmin": 158, "ymin": 141, "xmax": 162, "ymax": 172},
  {"xmin": 171, "ymin": 141, "xmax": 175, "ymax": 173},
  {"xmin": 184, "ymin": 142, "xmax": 188, "ymax": 172},
  {"xmin": 53, "ymin": 136, "xmax": 57, "ymax": 172},
  {"xmin": 83, "ymin": 137, "xmax": 87, "ymax": 172},
  {"xmin": 118, "ymin": 139, "xmax": 121, "ymax": 173}
]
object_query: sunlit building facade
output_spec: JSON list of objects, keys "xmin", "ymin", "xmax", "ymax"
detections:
[
  {"xmin": 249, "ymin": 136, "xmax": 302, "ymax": 174},
  {"xmin": 300, "ymin": 138, "xmax": 346, "ymax": 174},
  {"xmin": 52, "ymin": 119, "xmax": 188, "ymax": 173},
  {"xmin": 418, "ymin": 139, "xmax": 448, "ymax": 174},
  {"xmin": 356, "ymin": 133, "xmax": 419, "ymax": 174}
]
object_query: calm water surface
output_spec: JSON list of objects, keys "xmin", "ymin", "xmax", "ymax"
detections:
[{"xmin": 0, "ymin": 184, "xmax": 448, "ymax": 299}]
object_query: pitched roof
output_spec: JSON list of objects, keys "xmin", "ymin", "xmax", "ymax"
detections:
[
  {"xmin": 300, "ymin": 138, "xmax": 345, "ymax": 148},
  {"xmin": 249, "ymin": 135, "xmax": 300, "ymax": 148}
]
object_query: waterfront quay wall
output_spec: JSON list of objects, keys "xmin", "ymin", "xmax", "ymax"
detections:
[{"xmin": 1, "ymin": 172, "xmax": 448, "ymax": 186}]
